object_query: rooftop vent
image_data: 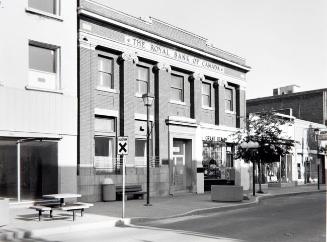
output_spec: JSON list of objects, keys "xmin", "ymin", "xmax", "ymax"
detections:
[{"xmin": 273, "ymin": 85, "xmax": 300, "ymax": 96}]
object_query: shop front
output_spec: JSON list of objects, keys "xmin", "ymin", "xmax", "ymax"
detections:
[
  {"xmin": 201, "ymin": 135, "xmax": 235, "ymax": 191},
  {"xmin": 0, "ymin": 137, "xmax": 60, "ymax": 201}
]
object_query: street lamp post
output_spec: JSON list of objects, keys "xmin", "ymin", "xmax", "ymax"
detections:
[
  {"xmin": 142, "ymin": 92, "xmax": 154, "ymax": 206},
  {"xmin": 314, "ymin": 128, "xmax": 320, "ymax": 190},
  {"xmin": 241, "ymin": 141, "xmax": 260, "ymax": 196}
]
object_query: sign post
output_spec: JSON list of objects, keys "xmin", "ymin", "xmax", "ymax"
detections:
[{"xmin": 117, "ymin": 136, "xmax": 128, "ymax": 219}]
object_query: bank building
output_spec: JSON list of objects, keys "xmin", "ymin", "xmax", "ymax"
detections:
[{"xmin": 78, "ymin": 0, "xmax": 251, "ymax": 201}]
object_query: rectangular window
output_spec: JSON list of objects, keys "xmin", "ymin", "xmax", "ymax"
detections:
[
  {"xmin": 28, "ymin": 43, "xmax": 59, "ymax": 90},
  {"xmin": 136, "ymin": 65, "xmax": 149, "ymax": 95},
  {"xmin": 28, "ymin": 0, "xmax": 59, "ymax": 15},
  {"xmin": 98, "ymin": 56, "xmax": 113, "ymax": 89},
  {"xmin": 135, "ymin": 139, "xmax": 153, "ymax": 157},
  {"xmin": 171, "ymin": 74, "xmax": 184, "ymax": 102},
  {"xmin": 95, "ymin": 117, "xmax": 115, "ymax": 133},
  {"xmin": 202, "ymin": 82, "xmax": 211, "ymax": 107},
  {"xmin": 95, "ymin": 137, "xmax": 114, "ymax": 157},
  {"xmin": 94, "ymin": 117, "xmax": 116, "ymax": 170},
  {"xmin": 225, "ymin": 88, "xmax": 233, "ymax": 111}
]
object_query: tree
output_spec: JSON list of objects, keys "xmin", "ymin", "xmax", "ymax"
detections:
[{"xmin": 231, "ymin": 111, "xmax": 295, "ymax": 194}]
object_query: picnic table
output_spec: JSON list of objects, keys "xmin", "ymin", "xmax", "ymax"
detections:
[
  {"xmin": 31, "ymin": 193, "xmax": 92, "ymax": 221},
  {"xmin": 42, "ymin": 193, "xmax": 82, "ymax": 206}
]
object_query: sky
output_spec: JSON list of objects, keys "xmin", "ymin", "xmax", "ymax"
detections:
[{"xmin": 96, "ymin": 0, "xmax": 327, "ymax": 99}]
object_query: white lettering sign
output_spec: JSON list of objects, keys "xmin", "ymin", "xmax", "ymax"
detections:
[{"xmin": 125, "ymin": 35, "xmax": 224, "ymax": 74}]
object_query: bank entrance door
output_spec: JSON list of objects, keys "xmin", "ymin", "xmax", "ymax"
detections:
[{"xmin": 172, "ymin": 139, "xmax": 192, "ymax": 192}]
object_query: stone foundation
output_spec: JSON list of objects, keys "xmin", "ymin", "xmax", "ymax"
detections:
[{"xmin": 78, "ymin": 166, "xmax": 169, "ymax": 202}]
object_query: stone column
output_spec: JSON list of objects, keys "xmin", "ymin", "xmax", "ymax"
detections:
[
  {"xmin": 236, "ymin": 85, "xmax": 246, "ymax": 128},
  {"xmin": 214, "ymin": 79, "xmax": 227, "ymax": 126},
  {"xmin": 118, "ymin": 52, "xmax": 139, "ymax": 166},
  {"xmin": 153, "ymin": 62, "xmax": 171, "ymax": 165},
  {"xmin": 189, "ymin": 72, "xmax": 204, "ymax": 122}
]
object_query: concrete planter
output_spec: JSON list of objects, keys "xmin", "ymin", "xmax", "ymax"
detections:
[
  {"xmin": 255, "ymin": 183, "xmax": 269, "ymax": 191},
  {"xmin": 0, "ymin": 198, "xmax": 9, "ymax": 226},
  {"xmin": 268, "ymin": 182, "xmax": 295, "ymax": 188},
  {"xmin": 211, "ymin": 185, "xmax": 243, "ymax": 202}
]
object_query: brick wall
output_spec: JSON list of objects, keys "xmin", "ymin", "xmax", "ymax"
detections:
[{"xmin": 247, "ymin": 91, "xmax": 324, "ymax": 124}]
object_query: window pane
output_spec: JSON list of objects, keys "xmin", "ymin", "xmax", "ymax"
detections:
[
  {"xmin": 95, "ymin": 117, "xmax": 115, "ymax": 132},
  {"xmin": 135, "ymin": 139, "xmax": 146, "ymax": 157},
  {"xmin": 29, "ymin": 45, "xmax": 55, "ymax": 73},
  {"xmin": 225, "ymin": 100, "xmax": 232, "ymax": 111},
  {"xmin": 95, "ymin": 137, "xmax": 114, "ymax": 157},
  {"xmin": 202, "ymin": 83, "xmax": 210, "ymax": 95},
  {"xmin": 98, "ymin": 72, "xmax": 112, "ymax": 88},
  {"xmin": 202, "ymin": 95, "xmax": 210, "ymax": 107},
  {"xmin": 137, "ymin": 80, "xmax": 147, "ymax": 94},
  {"xmin": 29, "ymin": 0, "xmax": 56, "ymax": 14},
  {"xmin": 137, "ymin": 66, "xmax": 149, "ymax": 81},
  {"xmin": 225, "ymin": 88, "xmax": 232, "ymax": 99},
  {"xmin": 171, "ymin": 88, "xmax": 182, "ymax": 101},
  {"xmin": 171, "ymin": 75, "xmax": 183, "ymax": 89},
  {"xmin": 98, "ymin": 57, "xmax": 112, "ymax": 73}
]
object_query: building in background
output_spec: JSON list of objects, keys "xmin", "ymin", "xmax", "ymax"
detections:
[
  {"xmin": 0, "ymin": 0, "xmax": 77, "ymax": 200},
  {"xmin": 247, "ymin": 87, "xmax": 327, "ymax": 187},
  {"xmin": 248, "ymin": 85, "xmax": 327, "ymax": 126},
  {"xmin": 78, "ymin": 0, "xmax": 251, "ymax": 201}
]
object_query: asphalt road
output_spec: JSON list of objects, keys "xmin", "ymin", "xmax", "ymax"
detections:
[
  {"xmin": 138, "ymin": 192, "xmax": 326, "ymax": 242},
  {"xmin": 14, "ymin": 192, "xmax": 326, "ymax": 242}
]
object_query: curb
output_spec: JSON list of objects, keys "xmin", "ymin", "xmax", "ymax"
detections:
[
  {"xmin": 129, "ymin": 189, "xmax": 326, "ymax": 224},
  {"xmin": 0, "ymin": 189, "xmax": 325, "ymax": 239}
]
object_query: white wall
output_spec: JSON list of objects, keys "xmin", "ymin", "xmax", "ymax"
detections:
[
  {"xmin": 0, "ymin": 0, "xmax": 77, "ymax": 135},
  {"xmin": 0, "ymin": 0, "xmax": 77, "ymax": 193}
]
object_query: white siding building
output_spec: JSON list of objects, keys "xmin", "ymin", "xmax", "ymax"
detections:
[{"xmin": 0, "ymin": 0, "xmax": 77, "ymax": 201}]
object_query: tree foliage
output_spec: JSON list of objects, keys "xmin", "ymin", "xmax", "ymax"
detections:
[{"xmin": 231, "ymin": 112, "xmax": 296, "ymax": 164}]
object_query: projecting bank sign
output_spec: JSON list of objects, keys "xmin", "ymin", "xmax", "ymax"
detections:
[{"xmin": 124, "ymin": 35, "xmax": 224, "ymax": 74}]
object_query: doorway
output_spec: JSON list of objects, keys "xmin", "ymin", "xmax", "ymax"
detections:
[{"xmin": 172, "ymin": 139, "xmax": 193, "ymax": 193}]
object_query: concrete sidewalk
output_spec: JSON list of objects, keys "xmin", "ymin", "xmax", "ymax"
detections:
[{"xmin": 0, "ymin": 184, "xmax": 325, "ymax": 240}]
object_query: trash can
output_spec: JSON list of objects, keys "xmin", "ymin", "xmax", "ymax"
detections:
[{"xmin": 102, "ymin": 178, "xmax": 116, "ymax": 201}]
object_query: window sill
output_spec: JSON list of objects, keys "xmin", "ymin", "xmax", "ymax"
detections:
[
  {"xmin": 225, "ymin": 110, "xmax": 236, "ymax": 115},
  {"xmin": 25, "ymin": 85, "xmax": 63, "ymax": 94},
  {"xmin": 25, "ymin": 7, "xmax": 63, "ymax": 21},
  {"xmin": 135, "ymin": 93, "xmax": 144, "ymax": 98},
  {"xmin": 202, "ymin": 106, "xmax": 214, "ymax": 111},
  {"xmin": 96, "ymin": 87, "xmax": 118, "ymax": 93},
  {"xmin": 169, "ymin": 100, "xmax": 186, "ymax": 106}
]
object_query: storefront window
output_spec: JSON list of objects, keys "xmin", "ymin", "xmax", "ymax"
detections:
[{"xmin": 202, "ymin": 141, "xmax": 234, "ymax": 182}]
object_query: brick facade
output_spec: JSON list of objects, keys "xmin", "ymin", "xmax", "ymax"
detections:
[
  {"xmin": 78, "ymin": 0, "xmax": 250, "ymax": 201},
  {"xmin": 247, "ymin": 89, "xmax": 327, "ymax": 125}
]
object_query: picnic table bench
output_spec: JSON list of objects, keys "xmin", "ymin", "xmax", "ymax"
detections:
[
  {"xmin": 58, "ymin": 202, "xmax": 94, "ymax": 221},
  {"xmin": 116, "ymin": 185, "xmax": 146, "ymax": 200},
  {"xmin": 29, "ymin": 194, "xmax": 93, "ymax": 221}
]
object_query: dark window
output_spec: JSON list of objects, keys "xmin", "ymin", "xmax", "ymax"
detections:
[
  {"xmin": 202, "ymin": 82, "xmax": 211, "ymax": 107},
  {"xmin": 28, "ymin": 0, "xmax": 58, "ymax": 15},
  {"xmin": 29, "ymin": 44, "xmax": 56, "ymax": 73},
  {"xmin": 136, "ymin": 65, "xmax": 149, "ymax": 95},
  {"xmin": 98, "ymin": 56, "xmax": 113, "ymax": 89},
  {"xmin": 225, "ymin": 88, "xmax": 233, "ymax": 111},
  {"xmin": 171, "ymin": 74, "xmax": 184, "ymax": 102}
]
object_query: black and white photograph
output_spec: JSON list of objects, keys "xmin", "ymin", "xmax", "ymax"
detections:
[{"xmin": 0, "ymin": 0, "xmax": 326, "ymax": 241}]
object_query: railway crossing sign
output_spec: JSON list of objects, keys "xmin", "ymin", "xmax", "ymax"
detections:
[{"xmin": 118, "ymin": 136, "xmax": 128, "ymax": 155}]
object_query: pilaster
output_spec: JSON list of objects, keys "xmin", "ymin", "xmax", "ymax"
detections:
[
  {"xmin": 118, "ymin": 51, "xmax": 139, "ymax": 166},
  {"xmin": 154, "ymin": 62, "xmax": 171, "ymax": 165},
  {"xmin": 189, "ymin": 72, "xmax": 204, "ymax": 122}
]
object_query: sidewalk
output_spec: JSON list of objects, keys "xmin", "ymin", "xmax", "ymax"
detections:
[{"xmin": 0, "ymin": 184, "xmax": 325, "ymax": 240}]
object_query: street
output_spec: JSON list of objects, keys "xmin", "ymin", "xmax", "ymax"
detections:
[
  {"xmin": 15, "ymin": 192, "xmax": 326, "ymax": 242},
  {"xmin": 138, "ymin": 192, "xmax": 326, "ymax": 242}
]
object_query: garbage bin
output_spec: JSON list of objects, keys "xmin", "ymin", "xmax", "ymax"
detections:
[{"xmin": 102, "ymin": 178, "xmax": 116, "ymax": 201}]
